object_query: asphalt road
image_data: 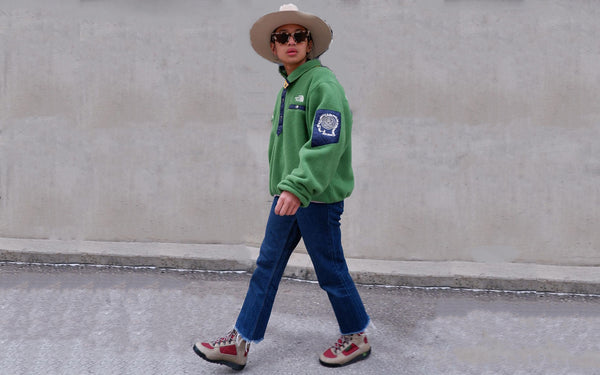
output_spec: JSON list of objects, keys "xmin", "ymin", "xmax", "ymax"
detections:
[{"xmin": 1, "ymin": 262, "xmax": 599, "ymax": 375}]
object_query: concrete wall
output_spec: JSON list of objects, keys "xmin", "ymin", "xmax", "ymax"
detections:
[{"xmin": 1, "ymin": 0, "xmax": 599, "ymax": 266}]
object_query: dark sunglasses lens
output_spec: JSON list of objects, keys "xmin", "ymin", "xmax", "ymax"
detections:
[
  {"xmin": 293, "ymin": 31, "xmax": 308, "ymax": 43},
  {"xmin": 274, "ymin": 33, "xmax": 290, "ymax": 44}
]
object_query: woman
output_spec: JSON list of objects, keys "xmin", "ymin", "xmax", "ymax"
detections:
[{"xmin": 193, "ymin": 4, "xmax": 371, "ymax": 370}]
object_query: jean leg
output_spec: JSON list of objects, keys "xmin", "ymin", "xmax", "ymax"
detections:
[
  {"xmin": 235, "ymin": 198, "xmax": 301, "ymax": 342},
  {"xmin": 297, "ymin": 201, "xmax": 370, "ymax": 335}
]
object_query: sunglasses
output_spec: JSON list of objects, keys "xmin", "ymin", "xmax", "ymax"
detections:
[{"xmin": 271, "ymin": 30, "xmax": 310, "ymax": 44}]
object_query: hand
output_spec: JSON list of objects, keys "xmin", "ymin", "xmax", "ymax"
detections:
[{"xmin": 274, "ymin": 191, "xmax": 301, "ymax": 216}]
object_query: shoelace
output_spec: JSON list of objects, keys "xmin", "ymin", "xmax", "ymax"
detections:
[
  {"xmin": 211, "ymin": 330, "xmax": 251, "ymax": 352},
  {"xmin": 211, "ymin": 330, "xmax": 237, "ymax": 346},
  {"xmin": 330, "ymin": 334, "xmax": 353, "ymax": 354}
]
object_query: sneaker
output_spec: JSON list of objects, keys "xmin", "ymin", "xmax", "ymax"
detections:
[
  {"xmin": 319, "ymin": 332, "xmax": 371, "ymax": 367},
  {"xmin": 193, "ymin": 329, "xmax": 249, "ymax": 371}
]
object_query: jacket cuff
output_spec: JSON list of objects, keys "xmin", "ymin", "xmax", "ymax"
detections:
[{"xmin": 277, "ymin": 182, "xmax": 311, "ymax": 207}]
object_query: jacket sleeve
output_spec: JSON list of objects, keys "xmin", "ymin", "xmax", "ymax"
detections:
[{"xmin": 277, "ymin": 80, "xmax": 350, "ymax": 206}]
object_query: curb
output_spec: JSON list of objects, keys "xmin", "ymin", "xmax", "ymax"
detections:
[{"xmin": 1, "ymin": 238, "xmax": 599, "ymax": 295}]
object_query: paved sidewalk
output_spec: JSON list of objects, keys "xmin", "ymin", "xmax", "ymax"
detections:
[
  {"xmin": 1, "ymin": 237, "xmax": 599, "ymax": 295},
  {"xmin": 1, "ymin": 262, "xmax": 599, "ymax": 375}
]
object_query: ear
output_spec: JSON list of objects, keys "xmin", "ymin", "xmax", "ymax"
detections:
[{"xmin": 271, "ymin": 42, "xmax": 277, "ymax": 56}]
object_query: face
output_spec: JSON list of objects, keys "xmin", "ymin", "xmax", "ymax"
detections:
[{"xmin": 270, "ymin": 24, "xmax": 313, "ymax": 74}]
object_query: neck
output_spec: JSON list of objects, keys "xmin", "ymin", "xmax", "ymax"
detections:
[{"xmin": 284, "ymin": 59, "xmax": 308, "ymax": 75}]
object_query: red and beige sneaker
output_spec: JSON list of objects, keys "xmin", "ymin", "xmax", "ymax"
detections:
[
  {"xmin": 319, "ymin": 332, "xmax": 371, "ymax": 367},
  {"xmin": 193, "ymin": 329, "xmax": 250, "ymax": 371}
]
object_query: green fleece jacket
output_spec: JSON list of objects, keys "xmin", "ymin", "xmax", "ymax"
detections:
[{"xmin": 268, "ymin": 59, "xmax": 354, "ymax": 207}]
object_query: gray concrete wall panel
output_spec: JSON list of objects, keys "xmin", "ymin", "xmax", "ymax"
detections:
[{"xmin": 1, "ymin": 0, "xmax": 599, "ymax": 266}]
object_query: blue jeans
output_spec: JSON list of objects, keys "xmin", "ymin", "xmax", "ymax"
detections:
[{"xmin": 235, "ymin": 198, "xmax": 370, "ymax": 343}]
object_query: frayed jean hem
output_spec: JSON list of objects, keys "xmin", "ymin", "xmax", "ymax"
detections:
[
  {"xmin": 234, "ymin": 325, "xmax": 263, "ymax": 344},
  {"xmin": 340, "ymin": 316, "xmax": 371, "ymax": 336}
]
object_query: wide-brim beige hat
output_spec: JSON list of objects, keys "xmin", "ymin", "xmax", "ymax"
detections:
[{"xmin": 250, "ymin": 4, "xmax": 333, "ymax": 63}]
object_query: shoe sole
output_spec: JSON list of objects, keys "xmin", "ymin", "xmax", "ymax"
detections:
[
  {"xmin": 193, "ymin": 344, "xmax": 246, "ymax": 371},
  {"xmin": 319, "ymin": 348, "xmax": 372, "ymax": 368}
]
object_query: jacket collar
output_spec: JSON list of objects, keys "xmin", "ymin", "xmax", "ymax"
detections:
[{"xmin": 279, "ymin": 60, "xmax": 321, "ymax": 87}]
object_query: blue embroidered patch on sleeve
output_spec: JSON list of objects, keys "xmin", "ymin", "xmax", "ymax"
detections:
[{"xmin": 311, "ymin": 109, "xmax": 341, "ymax": 147}]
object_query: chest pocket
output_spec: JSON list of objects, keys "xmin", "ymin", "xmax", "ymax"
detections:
[{"xmin": 283, "ymin": 104, "xmax": 309, "ymax": 139}]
